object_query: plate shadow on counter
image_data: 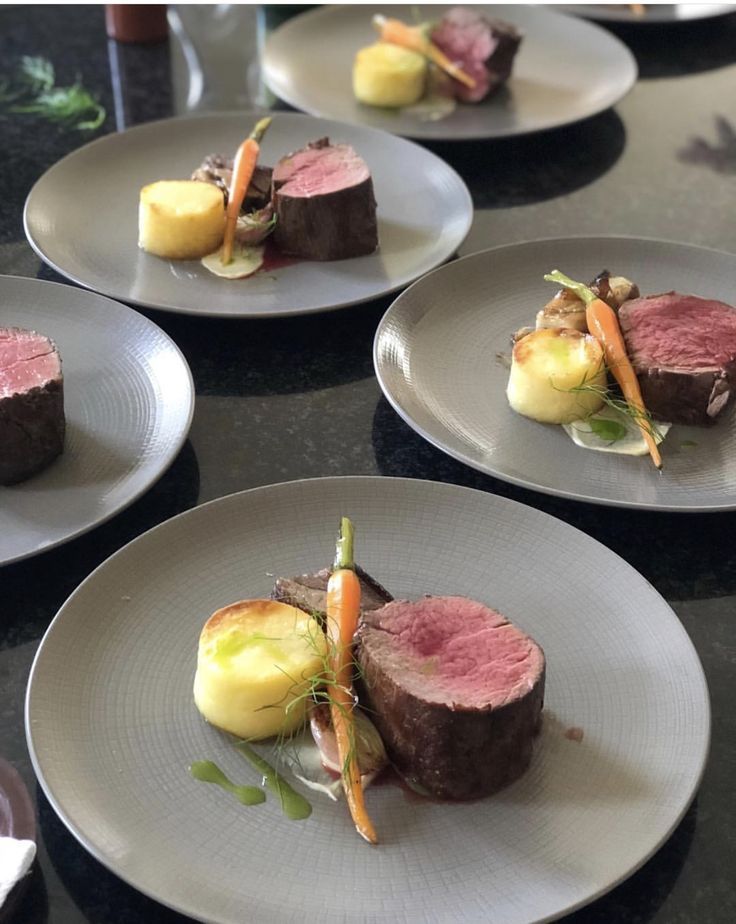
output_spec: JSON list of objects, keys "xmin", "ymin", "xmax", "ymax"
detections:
[
  {"xmin": 371, "ymin": 397, "xmax": 736, "ymax": 601},
  {"xmin": 598, "ymin": 13, "xmax": 736, "ymax": 78},
  {"xmin": 422, "ymin": 109, "xmax": 626, "ymax": 209},
  {"xmin": 135, "ymin": 297, "xmax": 394, "ymax": 398},
  {"xmin": 1, "ymin": 440, "xmax": 199, "ymax": 647}
]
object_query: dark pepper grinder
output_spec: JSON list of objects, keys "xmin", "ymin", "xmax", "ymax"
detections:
[{"xmin": 105, "ymin": 4, "xmax": 169, "ymax": 43}]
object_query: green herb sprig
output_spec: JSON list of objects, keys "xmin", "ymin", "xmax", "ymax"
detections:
[{"xmin": 0, "ymin": 56, "xmax": 105, "ymax": 132}]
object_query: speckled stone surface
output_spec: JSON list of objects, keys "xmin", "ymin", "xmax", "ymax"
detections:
[{"xmin": 1, "ymin": 4, "xmax": 735, "ymax": 923}]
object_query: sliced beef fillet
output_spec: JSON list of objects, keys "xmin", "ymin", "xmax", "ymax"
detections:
[
  {"xmin": 271, "ymin": 138, "xmax": 378, "ymax": 261},
  {"xmin": 191, "ymin": 155, "xmax": 272, "ymax": 210},
  {"xmin": 272, "ymin": 565, "xmax": 392, "ymax": 622},
  {"xmin": 431, "ymin": 7, "xmax": 522, "ymax": 103},
  {"xmin": 357, "ymin": 595, "xmax": 545, "ymax": 800},
  {"xmin": 0, "ymin": 328, "xmax": 65, "ymax": 485},
  {"xmin": 618, "ymin": 293, "xmax": 736, "ymax": 425}
]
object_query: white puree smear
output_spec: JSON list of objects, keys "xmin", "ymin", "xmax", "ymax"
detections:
[{"xmin": 563, "ymin": 405, "xmax": 672, "ymax": 456}]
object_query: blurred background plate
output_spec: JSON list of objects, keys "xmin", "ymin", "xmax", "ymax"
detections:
[
  {"xmin": 27, "ymin": 476, "xmax": 709, "ymax": 923},
  {"xmin": 556, "ymin": 4, "xmax": 736, "ymax": 23},
  {"xmin": 262, "ymin": 4, "xmax": 637, "ymax": 140},
  {"xmin": 24, "ymin": 112, "xmax": 472, "ymax": 317},
  {"xmin": 0, "ymin": 277, "xmax": 193, "ymax": 564},
  {"xmin": 374, "ymin": 237, "xmax": 736, "ymax": 511}
]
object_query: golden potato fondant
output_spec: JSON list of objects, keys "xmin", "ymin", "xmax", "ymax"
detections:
[
  {"xmin": 353, "ymin": 42, "xmax": 427, "ymax": 108},
  {"xmin": 138, "ymin": 180, "xmax": 225, "ymax": 260},
  {"xmin": 507, "ymin": 328, "xmax": 607, "ymax": 424},
  {"xmin": 193, "ymin": 599, "xmax": 327, "ymax": 740}
]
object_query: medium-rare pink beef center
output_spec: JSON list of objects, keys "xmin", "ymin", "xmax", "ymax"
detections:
[
  {"xmin": 621, "ymin": 294, "xmax": 736, "ymax": 369},
  {"xmin": 0, "ymin": 329, "xmax": 62, "ymax": 399},
  {"xmin": 271, "ymin": 138, "xmax": 378, "ymax": 261},
  {"xmin": 371, "ymin": 596, "xmax": 543, "ymax": 709},
  {"xmin": 357, "ymin": 595, "xmax": 545, "ymax": 799},
  {"xmin": 618, "ymin": 292, "xmax": 736, "ymax": 425},
  {"xmin": 1, "ymin": 327, "xmax": 65, "ymax": 485},
  {"xmin": 272, "ymin": 146, "xmax": 370, "ymax": 198}
]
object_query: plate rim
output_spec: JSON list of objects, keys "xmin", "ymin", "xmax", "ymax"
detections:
[
  {"xmin": 24, "ymin": 474, "xmax": 711, "ymax": 923},
  {"xmin": 373, "ymin": 234, "xmax": 736, "ymax": 513},
  {"xmin": 23, "ymin": 110, "xmax": 474, "ymax": 318},
  {"xmin": 262, "ymin": 3, "xmax": 639, "ymax": 141},
  {"xmin": 0, "ymin": 274, "xmax": 195, "ymax": 565},
  {"xmin": 555, "ymin": 2, "xmax": 736, "ymax": 23}
]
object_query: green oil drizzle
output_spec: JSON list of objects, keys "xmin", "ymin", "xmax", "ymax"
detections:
[
  {"xmin": 189, "ymin": 760, "xmax": 265, "ymax": 806},
  {"xmin": 234, "ymin": 741, "xmax": 312, "ymax": 821}
]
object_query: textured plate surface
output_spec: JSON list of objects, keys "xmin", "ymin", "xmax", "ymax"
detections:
[
  {"xmin": 26, "ymin": 477, "xmax": 709, "ymax": 924},
  {"xmin": 0, "ymin": 276, "xmax": 193, "ymax": 564},
  {"xmin": 262, "ymin": 4, "xmax": 637, "ymax": 140},
  {"xmin": 24, "ymin": 112, "xmax": 472, "ymax": 317},
  {"xmin": 556, "ymin": 3, "xmax": 736, "ymax": 23},
  {"xmin": 374, "ymin": 237, "xmax": 736, "ymax": 511}
]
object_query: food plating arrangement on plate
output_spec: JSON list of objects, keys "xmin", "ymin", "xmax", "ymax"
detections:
[
  {"xmin": 262, "ymin": 3, "xmax": 638, "ymax": 140},
  {"xmin": 506, "ymin": 267, "xmax": 736, "ymax": 466},
  {"xmin": 191, "ymin": 516, "xmax": 546, "ymax": 842},
  {"xmin": 4, "ymin": 4, "xmax": 735, "ymax": 924},
  {"xmin": 24, "ymin": 111, "xmax": 472, "ymax": 316},
  {"xmin": 25, "ymin": 477, "xmax": 710, "ymax": 923}
]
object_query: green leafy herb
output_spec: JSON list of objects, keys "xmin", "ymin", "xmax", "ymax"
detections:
[
  {"xmin": 18, "ymin": 56, "xmax": 55, "ymax": 94},
  {"xmin": 0, "ymin": 56, "xmax": 105, "ymax": 132},
  {"xmin": 588, "ymin": 417, "xmax": 627, "ymax": 442},
  {"xmin": 565, "ymin": 378, "xmax": 666, "ymax": 444}
]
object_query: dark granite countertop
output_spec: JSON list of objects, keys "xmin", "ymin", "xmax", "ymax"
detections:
[{"xmin": 1, "ymin": 4, "xmax": 735, "ymax": 922}]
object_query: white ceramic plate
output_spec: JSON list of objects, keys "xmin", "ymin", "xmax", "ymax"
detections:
[
  {"xmin": 0, "ymin": 276, "xmax": 193, "ymax": 565},
  {"xmin": 262, "ymin": 4, "xmax": 637, "ymax": 140},
  {"xmin": 23, "ymin": 112, "xmax": 472, "ymax": 317},
  {"xmin": 26, "ymin": 476, "xmax": 709, "ymax": 923},
  {"xmin": 557, "ymin": 4, "xmax": 736, "ymax": 23},
  {"xmin": 374, "ymin": 237, "xmax": 736, "ymax": 511}
]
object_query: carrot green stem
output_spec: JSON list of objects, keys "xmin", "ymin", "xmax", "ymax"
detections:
[
  {"xmin": 543, "ymin": 270, "xmax": 596, "ymax": 306},
  {"xmin": 333, "ymin": 516, "xmax": 355, "ymax": 572},
  {"xmin": 248, "ymin": 115, "xmax": 272, "ymax": 144}
]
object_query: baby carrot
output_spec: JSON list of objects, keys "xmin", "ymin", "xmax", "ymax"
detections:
[
  {"xmin": 372, "ymin": 14, "xmax": 476, "ymax": 90},
  {"xmin": 221, "ymin": 116, "xmax": 272, "ymax": 265},
  {"xmin": 326, "ymin": 517, "xmax": 378, "ymax": 845},
  {"xmin": 544, "ymin": 270, "xmax": 663, "ymax": 470}
]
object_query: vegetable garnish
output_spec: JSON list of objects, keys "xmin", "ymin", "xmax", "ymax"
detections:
[
  {"xmin": 0, "ymin": 56, "xmax": 105, "ymax": 131},
  {"xmin": 189, "ymin": 759, "xmax": 266, "ymax": 806},
  {"xmin": 372, "ymin": 15, "xmax": 476, "ymax": 90},
  {"xmin": 201, "ymin": 242, "xmax": 265, "ymax": 279},
  {"xmin": 234, "ymin": 741, "xmax": 312, "ymax": 821},
  {"xmin": 326, "ymin": 517, "xmax": 378, "ymax": 845},
  {"xmin": 544, "ymin": 269, "xmax": 663, "ymax": 471},
  {"xmin": 589, "ymin": 416, "xmax": 627, "ymax": 442},
  {"xmin": 221, "ymin": 116, "xmax": 272, "ymax": 266}
]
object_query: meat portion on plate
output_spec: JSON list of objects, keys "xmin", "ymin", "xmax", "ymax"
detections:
[
  {"xmin": 191, "ymin": 154, "xmax": 273, "ymax": 210},
  {"xmin": 0, "ymin": 327, "xmax": 65, "ymax": 485},
  {"xmin": 272, "ymin": 564, "xmax": 393, "ymax": 622},
  {"xmin": 431, "ymin": 7, "xmax": 523, "ymax": 103},
  {"xmin": 357, "ymin": 595, "xmax": 545, "ymax": 799},
  {"xmin": 271, "ymin": 138, "xmax": 378, "ymax": 261},
  {"xmin": 619, "ymin": 292, "xmax": 736, "ymax": 425}
]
